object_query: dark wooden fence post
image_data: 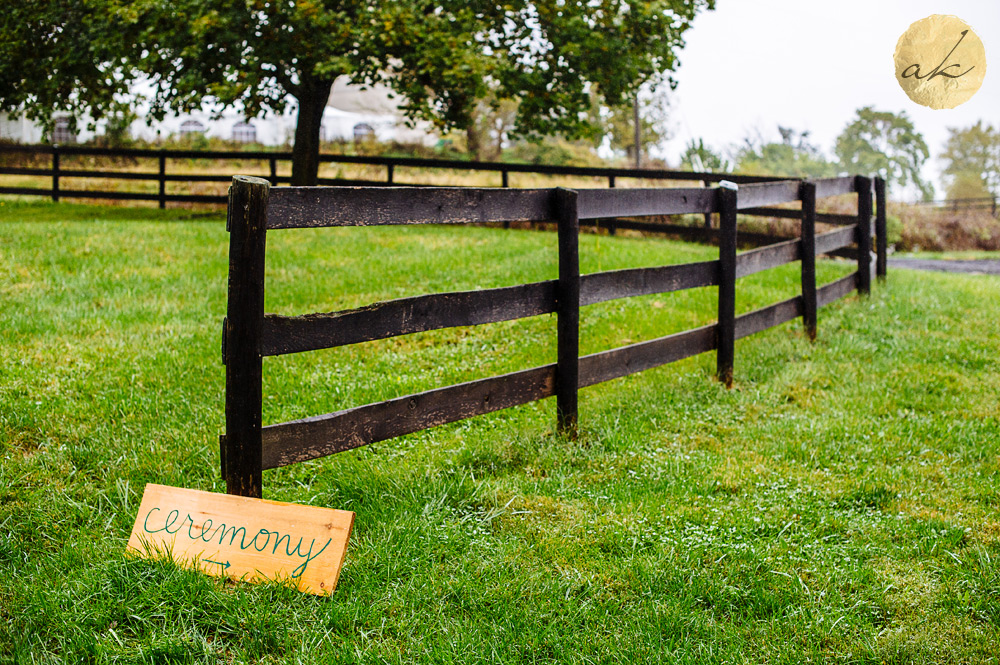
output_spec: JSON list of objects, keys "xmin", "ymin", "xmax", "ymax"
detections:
[
  {"xmin": 223, "ymin": 175, "xmax": 270, "ymax": 498},
  {"xmin": 269, "ymin": 157, "xmax": 278, "ymax": 185},
  {"xmin": 800, "ymin": 181, "xmax": 818, "ymax": 341},
  {"xmin": 855, "ymin": 176, "xmax": 873, "ymax": 295},
  {"xmin": 555, "ymin": 188, "xmax": 580, "ymax": 438},
  {"xmin": 502, "ymin": 170, "xmax": 511, "ymax": 229},
  {"xmin": 51, "ymin": 146, "xmax": 60, "ymax": 202},
  {"xmin": 387, "ymin": 163, "xmax": 394, "ymax": 184},
  {"xmin": 716, "ymin": 183, "xmax": 738, "ymax": 387},
  {"xmin": 158, "ymin": 154, "xmax": 167, "ymax": 209},
  {"xmin": 874, "ymin": 176, "xmax": 887, "ymax": 281},
  {"xmin": 703, "ymin": 180, "xmax": 713, "ymax": 229}
]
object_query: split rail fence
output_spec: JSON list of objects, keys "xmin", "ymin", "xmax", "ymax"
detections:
[
  {"xmin": 221, "ymin": 174, "xmax": 887, "ymax": 498},
  {"xmin": 0, "ymin": 143, "xmax": 785, "ymax": 207}
]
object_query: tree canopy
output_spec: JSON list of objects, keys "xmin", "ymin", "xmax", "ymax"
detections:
[
  {"xmin": 0, "ymin": 0, "xmax": 715, "ymax": 184},
  {"xmin": 834, "ymin": 107, "xmax": 932, "ymax": 200},
  {"xmin": 0, "ymin": 0, "xmax": 135, "ymax": 134},
  {"xmin": 734, "ymin": 126, "xmax": 836, "ymax": 179},
  {"xmin": 940, "ymin": 121, "xmax": 1000, "ymax": 199},
  {"xmin": 679, "ymin": 138, "xmax": 730, "ymax": 173}
]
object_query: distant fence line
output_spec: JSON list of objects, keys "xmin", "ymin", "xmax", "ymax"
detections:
[
  {"xmin": 911, "ymin": 196, "xmax": 997, "ymax": 216},
  {"xmin": 0, "ymin": 143, "xmax": 789, "ymax": 208},
  {"xmin": 220, "ymin": 174, "xmax": 887, "ymax": 498}
]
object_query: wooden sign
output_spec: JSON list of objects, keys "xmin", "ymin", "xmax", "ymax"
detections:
[{"xmin": 126, "ymin": 484, "xmax": 354, "ymax": 595}]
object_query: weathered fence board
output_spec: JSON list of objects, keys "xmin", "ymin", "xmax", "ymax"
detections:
[
  {"xmin": 817, "ymin": 272, "xmax": 859, "ymax": 307},
  {"xmin": 734, "ymin": 296, "xmax": 804, "ymax": 339},
  {"xmin": 813, "ymin": 176, "xmax": 857, "ymax": 198},
  {"xmin": 261, "ymin": 282, "xmax": 557, "ymax": 356},
  {"xmin": 740, "ymin": 207, "xmax": 859, "ymax": 225},
  {"xmin": 261, "ymin": 365, "xmax": 557, "ymax": 469},
  {"xmin": 736, "ymin": 181, "xmax": 802, "ymax": 209},
  {"xmin": 815, "ymin": 226, "xmax": 857, "ymax": 254},
  {"xmin": 735, "ymin": 237, "xmax": 802, "ymax": 278},
  {"xmin": 576, "ymin": 187, "xmax": 716, "ymax": 218},
  {"xmin": 267, "ymin": 187, "xmax": 554, "ymax": 228},
  {"xmin": 578, "ymin": 325, "xmax": 717, "ymax": 387},
  {"xmin": 579, "ymin": 261, "xmax": 718, "ymax": 305}
]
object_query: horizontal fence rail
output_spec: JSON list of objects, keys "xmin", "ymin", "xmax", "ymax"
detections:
[
  {"xmin": 0, "ymin": 143, "xmax": 793, "ymax": 209},
  {"xmin": 220, "ymin": 174, "xmax": 887, "ymax": 498},
  {"xmin": 1, "ymin": 143, "xmax": 884, "ymax": 260},
  {"xmin": 910, "ymin": 196, "xmax": 997, "ymax": 215}
]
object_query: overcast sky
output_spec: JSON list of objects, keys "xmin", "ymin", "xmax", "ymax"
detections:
[{"xmin": 657, "ymin": 0, "xmax": 1000, "ymax": 199}]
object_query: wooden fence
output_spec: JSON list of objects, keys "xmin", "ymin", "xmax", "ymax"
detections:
[
  {"xmin": 912, "ymin": 196, "xmax": 998, "ymax": 216},
  {"xmin": 0, "ymin": 143, "xmax": 787, "ymax": 207},
  {"xmin": 220, "ymin": 174, "xmax": 887, "ymax": 498}
]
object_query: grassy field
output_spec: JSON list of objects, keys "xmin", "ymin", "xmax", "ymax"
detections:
[{"xmin": 1, "ymin": 200, "xmax": 998, "ymax": 664}]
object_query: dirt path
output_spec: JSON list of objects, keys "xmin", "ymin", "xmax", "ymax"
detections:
[{"xmin": 887, "ymin": 258, "xmax": 1000, "ymax": 275}]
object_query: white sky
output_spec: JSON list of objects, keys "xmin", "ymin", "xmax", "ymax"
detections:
[{"xmin": 658, "ymin": 0, "xmax": 1000, "ymax": 198}]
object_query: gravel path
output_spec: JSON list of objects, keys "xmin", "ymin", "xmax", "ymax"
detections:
[{"xmin": 887, "ymin": 258, "xmax": 1000, "ymax": 275}]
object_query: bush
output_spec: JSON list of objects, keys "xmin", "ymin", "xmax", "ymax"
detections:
[
  {"xmin": 502, "ymin": 138, "xmax": 606, "ymax": 167},
  {"xmin": 895, "ymin": 204, "xmax": 1000, "ymax": 251}
]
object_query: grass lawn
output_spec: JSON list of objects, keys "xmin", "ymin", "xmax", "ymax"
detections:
[{"xmin": 1, "ymin": 200, "xmax": 998, "ymax": 664}]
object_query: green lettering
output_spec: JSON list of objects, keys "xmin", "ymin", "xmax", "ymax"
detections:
[
  {"xmin": 143, "ymin": 507, "xmax": 163, "ymax": 533},
  {"xmin": 163, "ymin": 510, "xmax": 181, "ymax": 534},
  {"xmin": 251, "ymin": 529, "xmax": 272, "ymax": 552},
  {"xmin": 272, "ymin": 532, "xmax": 292, "ymax": 555},
  {"xmin": 198, "ymin": 519, "xmax": 214, "ymax": 542},
  {"xmin": 215, "ymin": 524, "xmax": 248, "ymax": 548},
  {"xmin": 290, "ymin": 538, "xmax": 333, "ymax": 579},
  {"xmin": 186, "ymin": 515, "xmax": 200, "ymax": 541}
]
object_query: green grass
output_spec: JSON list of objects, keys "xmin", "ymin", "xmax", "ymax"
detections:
[{"xmin": 2, "ymin": 200, "xmax": 999, "ymax": 664}]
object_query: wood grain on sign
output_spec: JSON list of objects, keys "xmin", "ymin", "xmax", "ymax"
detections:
[{"xmin": 126, "ymin": 484, "xmax": 354, "ymax": 595}]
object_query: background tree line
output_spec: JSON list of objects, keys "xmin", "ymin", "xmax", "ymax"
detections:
[{"xmin": 680, "ymin": 108, "xmax": 1000, "ymax": 203}]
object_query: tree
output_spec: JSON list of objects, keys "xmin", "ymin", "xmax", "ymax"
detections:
[
  {"xmin": 0, "ymin": 0, "xmax": 715, "ymax": 185},
  {"xmin": 835, "ymin": 107, "xmax": 932, "ymax": 200},
  {"xmin": 946, "ymin": 171, "xmax": 991, "ymax": 201},
  {"xmin": 382, "ymin": 2, "xmax": 713, "ymax": 147},
  {"xmin": 594, "ymin": 83, "xmax": 672, "ymax": 165},
  {"xmin": 0, "ymin": 0, "xmax": 135, "ymax": 137},
  {"xmin": 463, "ymin": 96, "xmax": 519, "ymax": 161},
  {"xmin": 733, "ymin": 126, "xmax": 836, "ymax": 178},
  {"xmin": 940, "ymin": 121, "xmax": 1000, "ymax": 198},
  {"xmin": 679, "ymin": 138, "xmax": 731, "ymax": 173}
]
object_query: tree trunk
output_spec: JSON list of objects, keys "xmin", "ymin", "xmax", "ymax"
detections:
[
  {"xmin": 466, "ymin": 124, "xmax": 483, "ymax": 162},
  {"xmin": 291, "ymin": 78, "xmax": 334, "ymax": 186}
]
